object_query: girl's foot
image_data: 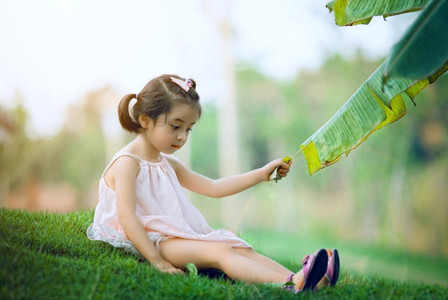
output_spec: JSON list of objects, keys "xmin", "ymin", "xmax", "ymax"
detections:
[
  {"xmin": 284, "ymin": 249, "xmax": 328, "ymax": 293},
  {"xmin": 327, "ymin": 249, "xmax": 340, "ymax": 286},
  {"xmin": 315, "ymin": 248, "xmax": 340, "ymax": 290}
]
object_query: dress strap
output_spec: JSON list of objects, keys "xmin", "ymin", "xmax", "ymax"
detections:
[
  {"xmin": 101, "ymin": 152, "xmax": 143, "ymax": 177},
  {"xmin": 115, "ymin": 152, "xmax": 144, "ymax": 163}
]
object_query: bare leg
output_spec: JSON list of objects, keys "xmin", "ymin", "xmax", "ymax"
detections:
[
  {"xmin": 159, "ymin": 239, "xmax": 304, "ymax": 285},
  {"xmin": 234, "ymin": 248, "xmax": 292, "ymax": 277},
  {"xmin": 235, "ymin": 248, "xmax": 306, "ymax": 289},
  {"xmin": 316, "ymin": 276, "xmax": 329, "ymax": 290}
]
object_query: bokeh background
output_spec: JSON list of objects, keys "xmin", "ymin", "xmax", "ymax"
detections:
[{"xmin": 1, "ymin": 0, "xmax": 447, "ymax": 286}]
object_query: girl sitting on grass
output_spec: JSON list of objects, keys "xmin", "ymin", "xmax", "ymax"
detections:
[{"xmin": 87, "ymin": 74, "xmax": 339, "ymax": 293}]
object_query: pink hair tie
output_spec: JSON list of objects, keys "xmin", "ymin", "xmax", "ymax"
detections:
[{"xmin": 170, "ymin": 76, "xmax": 192, "ymax": 92}]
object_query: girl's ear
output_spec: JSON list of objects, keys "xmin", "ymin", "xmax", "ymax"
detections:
[{"xmin": 138, "ymin": 115, "xmax": 151, "ymax": 129}]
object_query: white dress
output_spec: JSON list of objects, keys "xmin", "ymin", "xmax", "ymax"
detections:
[{"xmin": 87, "ymin": 151, "xmax": 251, "ymax": 256}]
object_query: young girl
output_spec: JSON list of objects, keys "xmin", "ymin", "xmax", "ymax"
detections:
[{"xmin": 87, "ymin": 74, "xmax": 339, "ymax": 293}]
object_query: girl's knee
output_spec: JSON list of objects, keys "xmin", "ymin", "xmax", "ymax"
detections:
[
  {"xmin": 159, "ymin": 240, "xmax": 235, "ymax": 269},
  {"xmin": 236, "ymin": 247, "xmax": 255, "ymax": 255},
  {"xmin": 209, "ymin": 242, "xmax": 235, "ymax": 256},
  {"xmin": 207, "ymin": 243, "xmax": 236, "ymax": 266}
]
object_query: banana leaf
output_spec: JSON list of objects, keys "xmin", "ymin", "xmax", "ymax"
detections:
[
  {"xmin": 383, "ymin": 0, "xmax": 448, "ymax": 83},
  {"xmin": 294, "ymin": 0, "xmax": 448, "ymax": 175},
  {"xmin": 326, "ymin": 0, "xmax": 428, "ymax": 26},
  {"xmin": 298, "ymin": 61, "xmax": 448, "ymax": 175}
]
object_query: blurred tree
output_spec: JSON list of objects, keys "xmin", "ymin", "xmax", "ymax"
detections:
[
  {"xmin": 191, "ymin": 103, "xmax": 219, "ymax": 179},
  {"xmin": 237, "ymin": 66, "xmax": 285, "ymax": 170},
  {"xmin": 31, "ymin": 89, "xmax": 108, "ymax": 208},
  {"xmin": 205, "ymin": 0, "xmax": 242, "ymax": 230},
  {"xmin": 0, "ymin": 101, "xmax": 36, "ymax": 206},
  {"xmin": 1, "ymin": 88, "xmax": 110, "ymax": 211}
]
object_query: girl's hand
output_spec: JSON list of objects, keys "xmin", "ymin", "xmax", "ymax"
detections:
[
  {"xmin": 262, "ymin": 158, "xmax": 292, "ymax": 181},
  {"xmin": 150, "ymin": 257, "xmax": 185, "ymax": 275}
]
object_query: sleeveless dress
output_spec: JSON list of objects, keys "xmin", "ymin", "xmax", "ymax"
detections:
[{"xmin": 87, "ymin": 151, "xmax": 251, "ymax": 256}]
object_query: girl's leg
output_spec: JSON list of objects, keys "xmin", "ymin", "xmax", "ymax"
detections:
[
  {"xmin": 233, "ymin": 248, "xmax": 308, "ymax": 288},
  {"xmin": 158, "ymin": 238, "xmax": 292, "ymax": 284},
  {"xmin": 316, "ymin": 276, "xmax": 330, "ymax": 290},
  {"xmin": 234, "ymin": 248, "xmax": 292, "ymax": 277}
]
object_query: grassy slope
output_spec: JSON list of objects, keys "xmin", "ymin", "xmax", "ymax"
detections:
[{"xmin": 0, "ymin": 208, "xmax": 447, "ymax": 299}]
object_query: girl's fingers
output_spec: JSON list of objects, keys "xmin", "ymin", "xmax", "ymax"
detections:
[
  {"xmin": 267, "ymin": 158, "xmax": 292, "ymax": 181},
  {"xmin": 163, "ymin": 267, "xmax": 183, "ymax": 274},
  {"xmin": 278, "ymin": 162, "xmax": 291, "ymax": 174},
  {"xmin": 170, "ymin": 268, "xmax": 185, "ymax": 275},
  {"xmin": 278, "ymin": 168, "xmax": 290, "ymax": 177}
]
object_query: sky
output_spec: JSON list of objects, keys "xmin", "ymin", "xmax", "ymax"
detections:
[{"xmin": 0, "ymin": 0, "xmax": 417, "ymax": 137}]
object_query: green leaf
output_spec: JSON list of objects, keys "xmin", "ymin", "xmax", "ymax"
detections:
[
  {"xmin": 299, "ymin": 62, "xmax": 430, "ymax": 175},
  {"xmin": 327, "ymin": 0, "xmax": 428, "ymax": 26},
  {"xmin": 284, "ymin": 281, "xmax": 295, "ymax": 286},
  {"xmin": 326, "ymin": 0, "xmax": 336, "ymax": 13},
  {"xmin": 383, "ymin": 0, "xmax": 448, "ymax": 83},
  {"xmin": 185, "ymin": 262, "xmax": 198, "ymax": 277}
]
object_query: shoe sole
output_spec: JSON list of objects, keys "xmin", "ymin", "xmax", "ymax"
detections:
[
  {"xmin": 330, "ymin": 249, "xmax": 340, "ymax": 286},
  {"xmin": 302, "ymin": 249, "xmax": 328, "ymax": 291}
]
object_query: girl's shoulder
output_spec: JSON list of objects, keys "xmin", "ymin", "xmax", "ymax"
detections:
[
  {"xmin": 112, "ymin": 153, "xmax": 141, "ymax": 168},
  {"xmin": 102, "ymin": 152, "xmax": 141, "ymax": 190},
  {"xmin": 113, "ymin": 151, "xmax": 143, "ymax": 164},
  {"xmin": 103, "ymin": 152, "xmax": 141, "ymax": 177}
]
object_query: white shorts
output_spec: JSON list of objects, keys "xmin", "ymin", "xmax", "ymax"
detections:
[{"xmin": 148, "ymin": 232, "xmax": 170, "ymax": 251}]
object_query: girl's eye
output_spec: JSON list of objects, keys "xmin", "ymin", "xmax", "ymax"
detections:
[
  {"xmin": 187, "ymin": 128, "xmax": 193, "ymax": 132},
  {"xmin": 172, "ymin": 125, "xmax": 180, "ymax": 130}
]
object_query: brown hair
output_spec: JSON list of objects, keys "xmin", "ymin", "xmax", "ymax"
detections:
[{"xmin": 118, "ymin": 74, "xmax": 201, "ymax": 133}]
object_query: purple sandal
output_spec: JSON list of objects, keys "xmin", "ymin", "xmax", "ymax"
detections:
[
  {"xmin": 301, "ymin": 249, "xmax": 328, "ymax": 291},
  {"xmin": 326, "ymin": 249, "xmax": 340, "ymax": 287},
  {"xmin": 283, "ymin": 248, "xmax": 328, "ymax": 293}
]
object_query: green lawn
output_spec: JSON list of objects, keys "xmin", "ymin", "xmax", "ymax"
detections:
[{"xmin": 1, "ymin": 208, "xmax": 447, "ymax": 299}]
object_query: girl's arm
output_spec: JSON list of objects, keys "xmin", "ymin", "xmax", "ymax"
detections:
[
  {"xmin": 169, "ymin": 156, "xmax": 292, "ymax": 198},
  {"xmin": 112, "ymin": 157, "xmax": 184, "ymax": 274}
]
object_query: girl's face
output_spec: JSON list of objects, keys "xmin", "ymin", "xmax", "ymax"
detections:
[{"xmin": 145, "ymin": 103, "xmax": 199, "ymax": 155}]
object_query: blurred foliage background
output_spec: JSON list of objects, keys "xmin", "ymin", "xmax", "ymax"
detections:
[{"xmin": 1, "ymin": 54, "xmax": 447, "ymax": 261}]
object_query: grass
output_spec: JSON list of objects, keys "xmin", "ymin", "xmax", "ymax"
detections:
[{"xmin": 1, "ymin": 208, "xmax": 447, "ymax": 299}]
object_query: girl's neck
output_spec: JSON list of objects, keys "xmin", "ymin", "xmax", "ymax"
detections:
[{"xmin": 126, "ymin": 135, "xmax": 161, "ymax": 163}]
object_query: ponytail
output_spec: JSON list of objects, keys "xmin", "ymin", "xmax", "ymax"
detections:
[{"xmin": 118, "ymin": 94, "xmax": 141, "ymax": 133}]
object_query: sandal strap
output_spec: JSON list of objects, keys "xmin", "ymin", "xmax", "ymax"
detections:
[
  {"xmin": 283, "ymin": 273, "xmax": 300, "ymax": 293},
  {"xmin": 326, "ymin": 255, "xmax": 334, "ymax": 280},
  {"xmin": 301, "ymin": 254, "xmax": 316, "ymax": 279},
  {"xmin": 301, "ymin": 254, "xmax": 310, "ymax": 265}
]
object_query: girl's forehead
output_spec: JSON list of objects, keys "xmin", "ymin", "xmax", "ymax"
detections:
[{"xmin": 166, "ymin": 103, "xmax": 200, "ymax": 122}]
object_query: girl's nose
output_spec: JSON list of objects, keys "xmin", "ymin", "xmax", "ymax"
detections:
[{"xmin": 177, "ymin": 131, "xmax": 186, "ymax": 141}]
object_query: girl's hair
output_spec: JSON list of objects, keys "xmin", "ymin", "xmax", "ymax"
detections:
[{"xmin": 118, "ymin": 74, "xmax": 201, "ymax": 133}]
